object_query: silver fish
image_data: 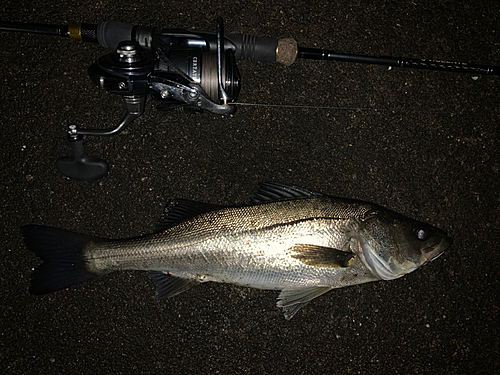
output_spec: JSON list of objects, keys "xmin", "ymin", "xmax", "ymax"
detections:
[{"xmin": 22, "ymin": 182, "xmax": 451, "ymax": 319}]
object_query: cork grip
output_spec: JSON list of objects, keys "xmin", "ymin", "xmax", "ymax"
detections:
[{"xmin": 276, "ymin": 38, "xmax": 298, "ymax": 66}]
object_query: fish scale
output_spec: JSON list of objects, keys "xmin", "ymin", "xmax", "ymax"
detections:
[{"xmin": 90, "ymin": 202, "xmax": 356, "ymax": 285}]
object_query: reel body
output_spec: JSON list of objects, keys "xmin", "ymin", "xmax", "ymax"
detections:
[{"xmin": 56, "ymin": 17, "xmax": 240, "ymax": 181}]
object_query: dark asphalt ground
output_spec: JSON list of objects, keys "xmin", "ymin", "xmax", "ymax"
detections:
[{"xmin": 1, "ymin": 1, "xmax": 499, "ymax": 374}]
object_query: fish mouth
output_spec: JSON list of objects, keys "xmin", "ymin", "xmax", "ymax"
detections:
[{"xmin": 423, "ymin": 236, "xmax": 453, "ymax": 261}]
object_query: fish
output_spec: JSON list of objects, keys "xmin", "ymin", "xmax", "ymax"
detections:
[{"xmin": 22, "ymin": 182, "xmax": 452, "ymax": 319}]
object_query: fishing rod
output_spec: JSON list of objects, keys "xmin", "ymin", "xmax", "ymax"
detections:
[{"xmin": 1, "ymin": 18, "xmax": 499, "ymax": 181}]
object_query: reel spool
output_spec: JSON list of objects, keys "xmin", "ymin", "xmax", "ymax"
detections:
[
  {"xmin": 151, "ymin": 16, "xmax": 240, "ymax": 114},
  {"xmin": 153, "ymin": 46, "xmax": 241, "ymax": 112}
]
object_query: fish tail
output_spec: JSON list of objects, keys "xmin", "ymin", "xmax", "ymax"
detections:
[{"xmin": 21, "ymin": 225, "xmax": 104, "ymax": 295}]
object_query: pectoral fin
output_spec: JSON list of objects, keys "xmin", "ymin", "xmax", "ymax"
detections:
[
  {"xmin": 277, "ymin": 286, "xmax": 333, "ymax": 320},
  {"xmin": 288, "ymin": 244, "xmax": 355, "ymax": 268},
  {"xmin": 148, "ymin": 271, "xmax": 199, "ymax": 299}
]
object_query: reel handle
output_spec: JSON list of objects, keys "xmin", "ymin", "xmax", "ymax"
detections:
[{"xmin": 56, "ymin": 95, "xmax": 146, "ymax": 181}]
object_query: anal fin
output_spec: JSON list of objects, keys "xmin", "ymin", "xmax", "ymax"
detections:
[
  {"xmin": 148, "ymin": 271, "xmax": 199, "ymax": 299},
  {"xmin": 277, "ymin": 286, "xmax": 333, "ymax": 320}
]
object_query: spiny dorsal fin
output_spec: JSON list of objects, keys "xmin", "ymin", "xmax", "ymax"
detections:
[
  {"xmin": 277, "ymin": 286, "xmax": 333, "ymax": 320},
  {"xmin": 250, "ymin": 182, "xmax": 323, "ymax": 204},
  {"xmin": 148, "ymin": 271, "xmax": 199, "ymax": 299},
  {"xmin": 154, "ymin": 199, "xmax": 223, "ymax": 233},
  {"xmin": 288, "ymin": 244, "xmax": 355, "ymax": 268}
]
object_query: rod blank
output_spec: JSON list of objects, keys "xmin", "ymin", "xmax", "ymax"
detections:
[
  {"xmin": 297, "ymin": 47, "xmax": 500, "ymax": 76},
  {"xmin": 0, "ymin": 21, "xmax": 98, "ymax": 42}
]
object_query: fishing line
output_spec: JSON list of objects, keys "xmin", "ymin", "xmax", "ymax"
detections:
[{"xmin": 233, "ymin": 102, "xmax": 467, "ymax": 115}]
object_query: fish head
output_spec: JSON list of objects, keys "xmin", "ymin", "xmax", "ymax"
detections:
[{"xmin": 353, "ymin": 210, "xmax": 452, "ymax": 280}]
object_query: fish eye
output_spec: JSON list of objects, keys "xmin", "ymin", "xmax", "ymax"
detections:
[{"xmin": 413, "ymin": 226, "xmax": 428, "ymax": 241}]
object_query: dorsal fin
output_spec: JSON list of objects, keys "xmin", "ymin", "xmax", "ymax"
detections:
[
  {"xmin": 154, "ymin": 199, "xmax": 223, "ymax": 233},
  {"xmin": 250, "ymin": 182, "xmax": 323, "ymax": 204}
]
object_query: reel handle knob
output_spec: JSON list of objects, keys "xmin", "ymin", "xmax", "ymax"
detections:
[{"xmin": 56, "ymin": 126, "xmax": 109, "ymax": 181}]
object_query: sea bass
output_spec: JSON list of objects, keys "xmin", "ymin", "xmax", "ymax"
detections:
[{"xmin": 22, "ymin": 182, "xmax": 451, "ymax": 319}]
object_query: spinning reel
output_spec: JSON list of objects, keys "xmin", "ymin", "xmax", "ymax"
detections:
[
  {"xmin": 58, "ymin": 17, "xmax": 241, "ymax": 181},
  {"xmin": 1, "ymin": 16, "xmax": 499, "ymax": 180}
]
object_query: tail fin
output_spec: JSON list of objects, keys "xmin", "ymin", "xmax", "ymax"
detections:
[{"xmin": 21, "ymin": 225, "xmax": 105, "ymax": 295}]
